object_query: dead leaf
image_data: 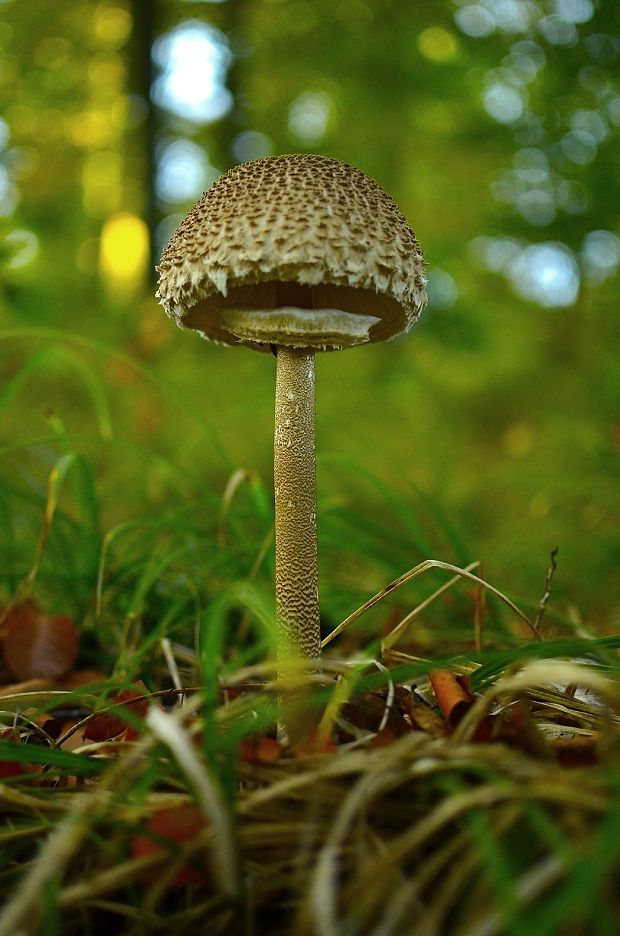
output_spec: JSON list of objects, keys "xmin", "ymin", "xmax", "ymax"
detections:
[
  {"xmin": 430, "ymin": 670, "xmax": 475, "ymax": 726},
  {"xmin": 292, "ymin": 727, "xmax": 336, "ymax": 757},
  {"xmin": 0, "ymin": 729, "xmax": 29, "ymax": 779},
  {"xmin": 239, "ymin": 735, "xmax": 282, "ymax": 765},
  {"xmin": 402, "ymin": 693, "xmax": 449, "ymax": 737},
  {"xmin": 552, "ymin": 734, "xmax": 599, "ymax": 767},
  {"xmin": 1, "ymin": 602, "xmax": 78, "ymax": 681},
  {"xmin": 83, "ymin": 683, "xmax": 150, "ymax": 742},
  {"xmin": 132, "ymin": 805, "xmax": 208, "ymax": 886}
]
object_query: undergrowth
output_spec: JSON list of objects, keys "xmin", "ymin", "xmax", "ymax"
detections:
[{"xmin": 0, "ymin": 333, "xmax": 619, "ymax": 935}]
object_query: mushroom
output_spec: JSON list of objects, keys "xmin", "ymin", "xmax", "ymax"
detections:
[{"xmin": 156, "ymin": 154, "xmax": 426, "ymax": 688}]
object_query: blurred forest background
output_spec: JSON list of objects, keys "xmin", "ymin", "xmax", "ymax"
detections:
[{"xmin": 0, "ymin": 0, "xmax": 618, "ymax": 630}]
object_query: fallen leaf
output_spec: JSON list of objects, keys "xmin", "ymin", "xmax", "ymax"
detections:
[
  {"xmin": 1, "ymin": 602, "xmax": 78, "ymax": 681},
  {"xmin": 0, "ymin": 729, "xmax": 28, "ymax": 779},
  {"xmin": 132, "ymin": 805, "xmax": 208, "ymax": 886},
  {"xmin": 62, "ymin": 669, "xmax": 109, "ymax": 689},
  {"xmin": 292, "ymin": 727, "xmax": 336, "ymax": 757},
  {"xmin": 473, "ymin": 701, "xmax": 554, "ymax": 760},
  {"xmin": 239, "ymin": 735, "xmax": 282, "ymax": 765},
  {"xmin": 84, "ymin": 683, "xmax": 149, "ymax": 742},
  {"xmin": 338, "ymin": 692, "xmax": 411, "ymax": 745},
  {"xmin": 403, "ymin": 693, "xmax": 449, "ymax": 737},
  {"xmin": 430, "ymin": 670, "xmax": 475, "ymax": 726},
  {"xmin": 552, "ymin": 735, "xmax": 599, "ymax": 767}
]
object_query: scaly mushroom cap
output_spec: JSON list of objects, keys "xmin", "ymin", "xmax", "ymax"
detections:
[{"xmin": 156, "ymin": 154, "xmax": 426, "ymax": 351}]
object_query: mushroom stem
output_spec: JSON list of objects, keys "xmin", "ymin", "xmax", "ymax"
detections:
[{"xmin": 274, "ymin": 346, "xmax": 321, "ymax": 666}]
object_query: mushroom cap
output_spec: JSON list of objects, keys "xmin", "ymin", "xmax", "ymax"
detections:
[{"xmin": 156, "ymin": 154, "xmax": 426, "ymax": 351}]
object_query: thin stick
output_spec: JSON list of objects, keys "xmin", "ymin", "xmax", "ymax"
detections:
[{"xmin": 532, "ymin": 547, "xmax": 559, "ymax": 640}]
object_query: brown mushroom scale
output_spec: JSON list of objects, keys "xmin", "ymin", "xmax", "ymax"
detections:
[{"xmin": 156, "ymin": 154, "xmax": 426, "ymax": 717}]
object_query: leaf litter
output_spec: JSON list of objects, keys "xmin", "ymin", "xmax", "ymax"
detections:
[{"xmin": 0, "ymin": 554, "xmax": 619, "ymax": 934}]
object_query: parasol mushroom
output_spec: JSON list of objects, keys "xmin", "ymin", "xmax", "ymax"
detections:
[{"xmin": 156, "ymin": 154, "xmax": 426, "ymax": 682}]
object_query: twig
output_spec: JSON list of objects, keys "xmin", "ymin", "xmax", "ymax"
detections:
[{"xmin": 532, "ymin": 548, "xmax": 559, "ymax": 640}]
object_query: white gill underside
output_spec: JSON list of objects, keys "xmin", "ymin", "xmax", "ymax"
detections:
[{"xmin": 222, "ymin": 307, "xmax": 381, "ymax": 348}]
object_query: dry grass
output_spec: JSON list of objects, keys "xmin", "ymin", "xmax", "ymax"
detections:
[{"xmin": 1, "ymin": 641, "xmax": 619, "ymax": 935}]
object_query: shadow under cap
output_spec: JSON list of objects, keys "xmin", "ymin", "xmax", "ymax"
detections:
[{"xmin": 183, "ymin": 279, "xmax": 407, "ymax": 351}]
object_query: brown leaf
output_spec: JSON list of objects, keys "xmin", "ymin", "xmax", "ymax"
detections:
[
  {"xmin": 473, "ymin": 701, "xmax": 554, "ymax": 760},
  {"xmin": 291, "ymin": 727, "xmax": 336, "ymax": 757},
  {"xmin": 1, "ymin": 602, "xmax": 78, "ymax": 681},
  {"xmin": 0, "ymin": 728, "xmax": 28, "ymax": 779},
  {"xmin": 552, "ymin": 735, "xmax": 599, "ymax": 767},
  {"xmin": 238, "ymin": 735, "xmax": 282, "ymax": 765},
  {"xmin": 429, "ymin": 670, "xmax": 475, "ymax": 726},
  {"xmin": 62, "ymin": 669, "xmax": 108, "ymax": 689},
  {"xmin": 132, "ymin": 805, "xmax": 208, "ymax": 886},
  {"xmin": 84, "ymin": 683, "xmax": 149, "ymax": 742},
  {"xmin": 338, "ymin": 692, "xmax": 411, "ymax": 745},
  {"xmin": 402, "ymin": 693, "xmax": 449, "ymax": 737}
]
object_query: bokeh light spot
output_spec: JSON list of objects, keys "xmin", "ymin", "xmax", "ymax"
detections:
[
  {"xmin": 232, "ymin": 130, "xmax": 273, "ymax": 163},
  {"xmin": 426, "ymin": 269, "xmax": 458, "ymax": 309},
  {"xmin": 156, "ymin": 139, "xmax": 218, "ymax": 204},
  {"xmin": 518, "ymin": 189, "xmax": 556, "ymax": 226},
  {"xmin": 581, "ymin": 230, "xmax": 620, "ymax": 283},
  {"xmin": 560, "ymin": 129, "xmax": 597, "ymax": 165},
  {"xmin": 417, "ymin": 27, "xmax": 459, "ymax": 62},
  {"xmin": 152, "ymin": 22, "xmax": 232, "ymax": 123},
  {"xmin": 99, "ymin": 212, "xmax": 149, "ymax": 293},
  {"xmin": 483, "ymin": 83, "xmax": 523, "ymax": 123},
  {"xmin": 538, "ymin": 15, "xmax": 577, "ymax": 46},
  {"xmin": 0, "ymin": 118, "xmax": 9, "ymax": 149},
  {"xmin": 288, "ymin": 91, "xmax": 334, "ymax": 145},
  {"xmin": 454, "ymin": 5, "xmax": 495, "ymax": 39},
  {"xmin": 66, "ymin": 110, "xmax": 113, "ymax": 149},
  {"xmin": 555, "ymin": 178, "xmax": 590, "ymax": 215},
  {"xmin": 488, "ymin": 0, "xmax": 534, "ymax": 34},
  {"xmin": 470, "ymin": 235, "xmax": 522, "ymax": 273},
  {"xmin": 508, "ymin": 242, "xmax": 580, "ymax": 307},
  {"xmin": 0, "ymin": 165, "xmax": 19, "ymax": 216},
  {"xmin": 3, "ymin": 229, "xmax": 38, "ymax": 269},
  {"xmin": 513, "ymin": 147, "xmax": 549, "ymax": 184},
  {"xmin": 554, "ymin": 0, "xmax": 593, "ymax": 24},
  {"xmin": 94, "ymin": 6, "xmax": 133, "ymax": 48}
]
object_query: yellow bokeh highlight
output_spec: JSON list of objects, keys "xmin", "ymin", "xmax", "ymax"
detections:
[
  {"xmin": 99, "ymin": 212, "xmax": 149, "ymax": 296},
  {"xmin": 66, "ymin": 110, "xmax": 113, "ymax": 148},
  {"xmin": 94, "ymin": 6, "xmax": 133, "ymax": 48},
  {"xmin": 417, "ymin": 27, "xmax": 458, "ymax": 63}
]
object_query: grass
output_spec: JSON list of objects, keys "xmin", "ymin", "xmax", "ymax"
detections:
[{"xmin": 1, "ymin": 334, "xmax": 620, "ymax": 934}]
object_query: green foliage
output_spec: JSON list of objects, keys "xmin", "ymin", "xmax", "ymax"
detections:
[{"xmin": 1, "ymin": 0, "xmax": 618, "ymax": 617}]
